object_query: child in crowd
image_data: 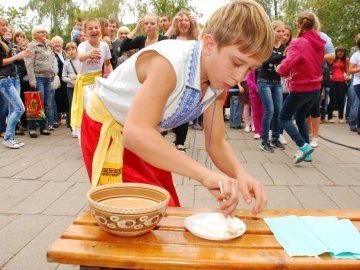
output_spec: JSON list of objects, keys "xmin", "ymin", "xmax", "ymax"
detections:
[
  {"xmin": 70, "ymin": 18, "xmax": 112, "ymax": 138},
  {"xmin": 62, "ymin": 42, "xmax": 80, "ymax": 138},
  {"xmin": 71, "ymin": 18, "xmax": 83, "ymax": 44},
  {"xmin": 81, "ymin": 0, "xmax": 273, "ymax": 216},
  {"xmin": 247, "ymin": 69, "xmax": 263, "ymax": 139}
]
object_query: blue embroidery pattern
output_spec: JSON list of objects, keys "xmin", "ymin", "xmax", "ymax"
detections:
[{"xmin": 159, "ymin": 41, "xmax": 204, "ymax": 130}]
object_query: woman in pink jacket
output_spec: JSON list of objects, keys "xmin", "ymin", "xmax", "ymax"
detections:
[{"xmin": 277, "ymin": 11, "xmax": 325, "ymax": 164}]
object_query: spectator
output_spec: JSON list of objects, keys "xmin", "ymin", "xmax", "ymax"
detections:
[
  {"xmin": 247, "ymin": 68, "xmax": 263, "ymax": 140},
  {"xmin": 349, "ymin": 35, "xmax": 360, "ymax": 135},
  {"xmin": 0, "ymin": 18, "xmax": 31, "ymax": 148},
  {"xmin": 25, "ymin": 25, "xmax": 55, "ymax": 138},
  {"xmin": 348, "ymin": 33, "xmax": 360, "ymax": 132},
  {"xmin": 159, "ymin": 14, "xmax": 171, "ymax": 35},
  {"xmin": 277, "ymin": 11, "xmax": 325, "ymax": 163},
  {"xmin": 71, "ymin": 18, "xmax": 83, "ymax": 44}
]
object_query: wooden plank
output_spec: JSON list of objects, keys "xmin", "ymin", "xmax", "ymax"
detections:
[
  {"xmin": 74, "ymin": 211, "xmax": 360, "ymax": 233},
  {"xmin": 62, "ymin": 224, "xmax": 281, "ymax": 249},
  {"xmin": 47, "ymin": 238, "xmax": 360, "ymax": 270},
  {"xmin": 165, "ymin": 207, "xmax": 360, "ymax": 220}
]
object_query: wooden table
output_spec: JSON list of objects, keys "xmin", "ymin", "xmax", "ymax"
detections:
[{"xmin": 47, "ymin": 207, "xmax": 360, "ymax": 270}]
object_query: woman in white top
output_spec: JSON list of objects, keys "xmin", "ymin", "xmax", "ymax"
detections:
[
  {"xmin": 349, "ymin": 36, "xmax": 360, "ymax": 134},
  {"xmin": 71, "ymin": 18, "xmax": 112, "ymax": 135}
]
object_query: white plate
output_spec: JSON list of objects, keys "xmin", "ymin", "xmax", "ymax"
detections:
[{"xmin": 184, "ymin": 212, "xmax": 246, "ymax": 241}]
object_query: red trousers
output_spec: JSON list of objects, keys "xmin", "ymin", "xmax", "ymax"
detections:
[{"xmin": 81, "ymin": 111, "xmax": 180, "ymax": 207}]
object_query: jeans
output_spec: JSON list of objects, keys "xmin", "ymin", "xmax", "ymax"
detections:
[
  {"xmin": 29, "ymin": 77, "xmax": 53, "ymax": 130},
  {"xmin": 229, "ymin": 94, "xmax": 242, "ymax": 128},
  {"xmin": 0, "ymin": 77, "xmax": 25, "ymax": 140},
  {"xmin": 280, "ymin": 90, "xmax": 320, "ymax": 147},
  {"xmin": 353, "ymin": 84, "xmax": 360, "ymax": 128},
  {"xmin": 348, "ymin": 81, "xmax": 359, "ymax": 128},
  {"xmin": 0, "ymin": 90, "xmax": 8, "ymax": 133},
  {"xmin": 320, "ymin": 86, "xmax": 330, "ymax": 119},
  {"xmin": 257, "ymin": 79, "xmax": 283, "ymax": 141}
]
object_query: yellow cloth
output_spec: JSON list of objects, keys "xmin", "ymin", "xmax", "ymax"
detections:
[
  {"xmin": 86, "ymin": 92, "xmax": 124, "ymax": 189},
  {"xmin": 71, "ymin": 71, "xmax": 102, "ymax": 128}
]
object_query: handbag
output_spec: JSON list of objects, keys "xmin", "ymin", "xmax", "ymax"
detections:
[
  {"xmin": 24, "ymin": 90, "xmax": 46, "ymax": 120},
  {"xmin": 51, "ymin": 74, "xmax": 61, "ymax": 90}
]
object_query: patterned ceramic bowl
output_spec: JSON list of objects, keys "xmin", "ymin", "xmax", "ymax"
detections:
[{"xmin": 87, "ymin": 183, "xmax": 170, "ymax": 237}]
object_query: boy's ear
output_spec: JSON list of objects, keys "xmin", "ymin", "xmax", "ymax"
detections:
[{"xmin": 202, "ymin": 34, "xmax": 217, "ymax": 56}]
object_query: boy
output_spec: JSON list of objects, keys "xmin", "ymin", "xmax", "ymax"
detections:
[
  {"xmin": 70, "ymin": 18, "xmax": 82, "ymax": 44},
  {"xmin": 62, "ymin": 42, "xmax": 80, "ymax": 138},
  {"xmin": 81, "ymin": 0, "xmax": 274, "ymax": 216}
]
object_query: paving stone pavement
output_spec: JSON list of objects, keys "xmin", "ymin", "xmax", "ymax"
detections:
[{"xmin": 0, "ymin": 121, "xmax": 359, "ymax": 270}]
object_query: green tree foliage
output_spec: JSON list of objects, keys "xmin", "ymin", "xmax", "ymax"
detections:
[
  {"xmin": 78, "ymin": 0, "xmax": 121, "ymax": 21},
  {"xmin": 27, "ymin": 0, "xmax": 79, "ymax": 41},
  {"xmin": 0, "ymin": 6, "xmax": 33, "ymax": 37},
  {"xmin": 149, "ymin": 0, "xmax": 198, "ymax": 18},
  {"xmin": 306, "ymin": 0, "xmax": 360, "ymax": 49}
]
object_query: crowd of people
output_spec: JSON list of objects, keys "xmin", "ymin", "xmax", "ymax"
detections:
[{"xmin": 0, "ymin": 0, "xmax": 359, "ymax": 215}]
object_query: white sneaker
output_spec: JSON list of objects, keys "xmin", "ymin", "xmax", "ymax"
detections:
[
  {"xmin": 339, "ymin": 118, "xmax": 345, "ymax": 123},
  {"xmin": 310, "ymin": 137, "xmax": 319, "ymax": 148},
  {"xmin": 176, "ymin": 144, "xmax": 186, "ymax": 153},
  {"xmin": 71, "ymin": 130, "xmax": 78, "ymax": 138},
  {"xmin": 279, "ymin": 134, "xmax": 288, "ymax": 145},
  {"xmin": 328, "ymin": 119, "xmax": 335, "ymax": 123},
  {"xmin": 13, "ymin": 140, "xmax": 25, "ymax": 147},
  {"xmin": 253, "ymin": 133, "xmax": 261, "ymax": 140},
  {"xmin": 3, "ymin": 139, "xmax": 20, "ymax": 149},
  {"xmin": 244, "ymin": 125, "xmax": 251, "ymax": 133}
]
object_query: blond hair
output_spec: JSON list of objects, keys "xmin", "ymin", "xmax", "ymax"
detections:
[
  {"xmin": 65, "ymin": 41, "xmax": 77, "ymax": 51},
  {"xmin": 297, "ymin": 11, "xmax": 316, "ymax": 37},
  {"xmin": 272, "ymin": 20, "xmax": 284, "ymax": 30},
  {"xmin": 201, "ymin": 0, "xmax": 274, "ymax": 62},
  {"xmin": 50, "ymin": 35, "xmax": 64, "ymax": 48},
  {"xmin": 31, "ymin": 25, "xmax": 47, "ymax": 40},
  {"xmin": 0, "ymin": 18, "xmax": 9, "ymax": 54},
  {"xmin": 173, "ymin": 10, "xmax": 198, "ymax": 40}
]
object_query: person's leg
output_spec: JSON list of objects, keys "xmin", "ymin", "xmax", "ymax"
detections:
[
  {"xmin": 270, "ymin": 82, "xmax": 284, "ymax": 149},
  {"xmin": 1, "ymin": 78, "xmax": 25, "ymax": 146},
  {"xmin": 249, "ymin": 90, "xmax": 262, "ymax": 138},
  {"xmin": 280, "ymin": 92, "xmax": 309, "ymax": 147},
  {"xmin": 43, "ymin": 77, "xmax": 54, "ymax": 131},
  {"xmin": 337, "ymin": 82, "xmax": 347, "ymax": 121},
  {"xmin": 0, "ymin": 87, "xmax": 8, "ymax": 136},
  {"xmin": 349, "ymin": 83, "xmax": 360, "ymax": 130},
  {"xmin": 257, "ymin": 80, "xmax": 273, "ymax": 142},
  {"xmin": 328, "ymin": 83, "xmax": 336, "ymax": 122},
  {"xmin": 173, "ymin": 122, "xmax": 189, "ymax": 152},
  {"xmin": 243, "ymin": 104, "xmax": 251, "ymax": 132},
  {"xmin": 308, "ymin": 94, "xmax": 321, "ymax": 147},
  {"xmin": 19, "ymin": 79, "xmax": 28, "ymax": 130},
  {"xmin": 354, "ymin": 85, "xmax": 360, "ymax": 131},
  {"xmin": 229, "ymin": 94, "xmax": 241, "ymax": 128}
]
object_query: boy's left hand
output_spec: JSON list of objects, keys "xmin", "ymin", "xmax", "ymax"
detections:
[{"xmin": 237, "ymin": 173, "xmax": 267, "ymax": 215}]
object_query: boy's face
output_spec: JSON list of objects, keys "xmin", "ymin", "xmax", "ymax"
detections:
[
  {"xmin": 202, "ymin": 36, "xmax": 261, "ymax": 90},
  {"xmin": 66, "ymin": 47, "xmax": 77, "ymax": 59},
  {"xmin": 108, "ymin": 22, "xmax": 117, "ymax": 38}
]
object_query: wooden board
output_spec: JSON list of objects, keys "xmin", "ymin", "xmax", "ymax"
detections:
[{"xmin": 47, "ymin": 207, "xmax": 360, "ymax": 270}]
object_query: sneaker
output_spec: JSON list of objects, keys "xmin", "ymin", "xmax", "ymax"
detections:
[
  {"xmin": 244, "ymin": 125, "xmax": 251, "ymax": 133},
  {"xmin": 304, "ymin": 153, "xmax": 313, "ymax": 162},
  {"xmin": 279, "ymin": 134, "xmax": 288, "ymax": 145},
  {"xmin": 339, "ymin": 118, "xmax": 345, "ymax": 123},
  {"xmin": 48, "ymin": 125, "xmax": 55, "ymax": 131},
  {"xmin": 13, "ymin": 140, "xmax": 25, "ymax": 147},
  {"xmin": 271, "ymin": 139, "xmax": 285, "ymax": 150},
  {"xmin": 192, "ymin": 123, "xmax": 203, "ymax": 130},
  {"xmin": 310, "ymin": 137, "xmax": 319, "ymax": 148},
  {"xmin": 260, "ymin": 141, "xmax": 274, "ymax": 153},
  {"xmin": 350, "ymin": 126, "xmax": 357, "ymax": 132},
  {"xmin": 328, "ymin": 118, "xmax": 335, "ymax": 123},
  {"xmin": 3, "ymin": 139, "xmax": 20, "ymax": 149},
  {"xmin": 71, "ymin": 130, "xmax": 78, "ymax": 138},
  {"xmin": 176, "ymin": 144, "xmax": 186, "ymax": 153},
  {"xmin": 294, "ymin": 143, "xmax": 314, "ymax": 164},
  {"xmin": 253, "ymin": 133, "xmax": 261, "ymax": 140}
]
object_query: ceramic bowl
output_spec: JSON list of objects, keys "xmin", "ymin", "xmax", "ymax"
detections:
[{"xmin": 87, "ymin": 183, "xmax": 170, "ymax": 237}]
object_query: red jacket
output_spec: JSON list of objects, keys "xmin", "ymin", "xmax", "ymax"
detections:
[{"xmin": 277, "ymin": 30, "xmax": 325, "ymax": 92}]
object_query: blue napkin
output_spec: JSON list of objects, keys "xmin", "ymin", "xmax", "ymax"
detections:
[{"xmin": 264, "ymin": 215, "xmax": 360, "ymax": 259}]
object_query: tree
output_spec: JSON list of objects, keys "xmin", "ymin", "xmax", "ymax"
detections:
[
  {"xmin": 150, "ymin": 0, "xmax": 198, "ymax": 18},
  {"xmin": 0, "ymin": 6, "xmax": 33, "ymax": 36},
  {"xmin": 307, "ymin": 0, "xmax": 360, "ymax": 49},
  {"xmin": 27, "ymin": 0, "xmax": 79, "ymax": 38}
]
